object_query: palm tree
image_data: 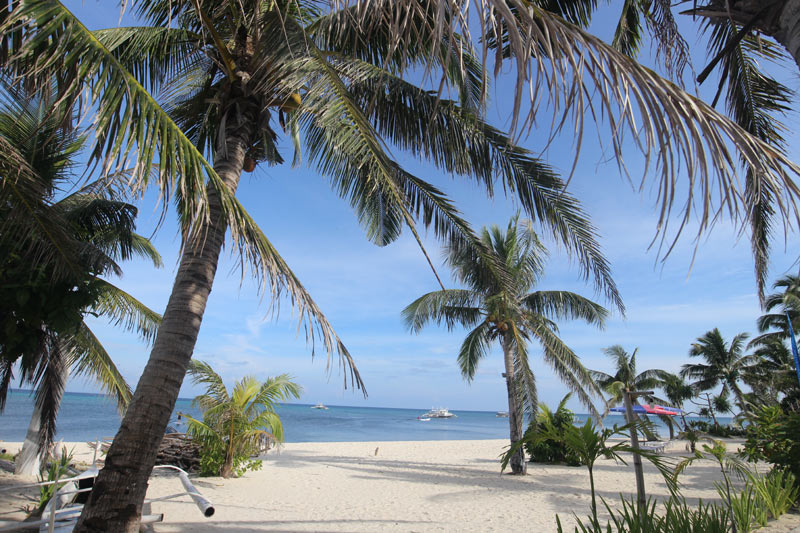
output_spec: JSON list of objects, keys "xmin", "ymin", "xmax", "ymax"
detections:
[
  {"xmin": 403, "ymin": 216, "xmax": 608, "ymax": 474},
  {"xmin": 681, "ymin": 329, "xmax": 755, "ymax": 415},
  {"xmin": 4, "ymin": 2, "xmax": 800, "ymax": 528},
  {"xmin": 183, "ymin": 360, "xmax": 301, "ymax": 478},
  {"xmin": 751, "ymin": 275, "xmax": 800, "ymax": 347},
  {"xmin": 743, "ymin": 339, "xmax": 798, "ymax": 407},
  {"xmin": 657, "ymin": 372, "xmax": 695, "ymax": 435},
  {"xmin": 0, "ymin": 85, "xmax": 162, "ymax": 475}
]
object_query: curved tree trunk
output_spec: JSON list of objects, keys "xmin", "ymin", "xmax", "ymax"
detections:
[
  {"xmin": 502, "ymin": 335, "xmax": 526, "ymax": 475},
  {"xmin": 74, "ymin": 107, "xmax": 256, "ymax": 532},
  {"xmin": 15, "ymin": 405, "xmax": 42, "ymax": 477},
  {"xmin": 16, "ymin": 365, "xmax": 70, "ymax": 477}
]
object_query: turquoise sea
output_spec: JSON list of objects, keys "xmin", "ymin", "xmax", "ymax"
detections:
[{"xmin": 0, "ymin": 390, "xmax": 726, "ymax": 443}]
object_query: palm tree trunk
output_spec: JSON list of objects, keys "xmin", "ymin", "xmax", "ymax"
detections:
[
  {"xmin": 760, "ymin": 0, "xmax": 800, "ymax": 70},
  {"xmin": 729, "ymin": 381, "xmax": 748, "ymax": 414},
  {"xmin": 502, "ymin": 335, "xmax": 526, "ymax": 475},
  {"xmin": 74, "ymin": 106, "xmax": 256, "ymax": 532},
  {"xmin": 15, "ymin": 405, "xmax": 43, "ymax": 477},
  {"xmin": 16, "ymin": 365, "xmax": 70, "ymax": 477},
  {"xmin": 701, "ymin": 1, "xmax": 800, "ymax": 70}
]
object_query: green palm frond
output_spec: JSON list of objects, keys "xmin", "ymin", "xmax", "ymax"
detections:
[
  {"xmin": 612, "ymin": 0, "xmax": 644, "ymax": 57},
  {"xmin": 336, "ymin": 60, "xmax": 621, "ymax": 309},
  {"xmin": 528, "ymin": 315, "xmax": 601, "ymax": 418},
  {"xmin": 522, "ymin": 290, "xmax": 608, "ymax": 326},
  {"xmin": 69, "ymin": 323, "xmax": 132, "ymax": 413},
  {"xmin": 94, "ymin": 26, "xmax": 204, "ymax": 92},
  {"xmin": 2, "ymin": 1, "xmax": 218, "ymax": 229},
  {"xmin": 89, "ymin": 279, "xmax": 162, "ymax": 345},
  {"xmin": 702, "ymin": 21, "xmax": 791, "ymax": 300},
  {"xmin": 403, "ymin": 289, "xmax": 483, "ymax": 333},
  {"xmin": 188, "ymin": 360, "xmax": 229, "ymax": 407},
  {"xmin": 457, "ymin": 321, "xmax": 493, "ymax": 381}
]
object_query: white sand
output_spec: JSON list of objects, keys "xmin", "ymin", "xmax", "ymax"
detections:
[{"xmin": 1, "ymin": 439, "xmax": 799, "ymax": 532}]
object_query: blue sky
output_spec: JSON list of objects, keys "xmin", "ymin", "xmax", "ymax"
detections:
[{"xmin": 59, "ymin": 2, "xmax": 800, "ymax": 413}]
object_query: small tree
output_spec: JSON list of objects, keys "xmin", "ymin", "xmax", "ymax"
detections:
[
  {"xmin": 184, "ymin": 361, "xmax": 301, "ymax": 478},
  {"xmin": 524, "ymin": 393, "xmax": 582, "ymax": 466}
]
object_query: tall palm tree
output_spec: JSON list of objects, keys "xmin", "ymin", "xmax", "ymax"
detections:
[
  {"xmin": 184, "ymin": 360, "xmax": 301, "ymax": 478},
  {"xmin": 4, "ymin": 2, "xmax": 800, "ymax": 529},
  {"xmin": 0, "ymin": 85, "xmax": 162, "ymax": 475},
  {"xmin": 681, "ymin": 328, "xmax": 756, "ymax": 415},
  {"xmin": 403, "ymin": 216, "xmax": 608, "ymax": 474}
]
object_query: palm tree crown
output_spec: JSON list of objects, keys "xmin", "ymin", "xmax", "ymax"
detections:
[
  {"xmin": 404, "ymin": 216, "xmax": 608, "ymax": 473},
  {"xmin": 681, "ymin": 328, "xmax": 755, "ymax": 414},
  {"xmin": 589, "ymin": 346, "xmax": 667, "ymax": 408}
]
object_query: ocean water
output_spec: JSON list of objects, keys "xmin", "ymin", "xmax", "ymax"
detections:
[{"xmin": 0, "ymin": 390, "xmax": 727, "ymax": 444}]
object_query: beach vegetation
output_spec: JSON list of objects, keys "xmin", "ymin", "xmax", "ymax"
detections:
[
  {"xmin": 0, "ymin": 82, "xmax": 161, "ymax": 475},
  {"xmin": 506, "ymin": 418, "xmax": 675, "ymax": 526},
  {"xmin": 406, "ymin": 216, "xmax": 609, "ymax": 474},
  {"xmin": 559, "ymin": 495, "xmax": 731, "ymax": 533},
  {"xmin": 184, "ymin": 360, "xmax": 301, "ymax": 478},
  {"xmin": 750, "ymin": 469, "xmax": 799, "ymax": 519},
  {"xmin": 741, "ymin": 405, "xmax": 800, "ymax": 482},
  {"xmin": 524, "ymin": 393, "xmax": 582, "ymax": 466},
  {"xmin": 34, "ymin": 446, "xmax": 73, "ymax": 517}
]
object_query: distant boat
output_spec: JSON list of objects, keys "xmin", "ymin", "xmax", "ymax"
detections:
[
  {"xmin": 420, "ymin": 407, "xmax": 457, "ymax": 418},
  {"xmin": 311, "ymin": 403, "xmax": 329, "ymax": 410},
  {"xmin": 418, "ymin": 417, "xmax": 431, "ymax": 422},
  {"xmin": 496, "ymin": 411, "xmax": 509, "ymax": 418}
]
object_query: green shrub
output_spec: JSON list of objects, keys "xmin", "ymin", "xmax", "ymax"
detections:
[
  {"xmin": 741, "ymin": 405, "xmax": 800, "ymax": 482},
  {"xmin": 524, "ymin": 393, "xmax": 583, "ymax": 466},
  {"xmin": 195, "ymin": 436, "xmax": 262, "ymax": 478},
  {"xmin": 751, "ymin": 469, "xmax": 799, "ymax": 519}
]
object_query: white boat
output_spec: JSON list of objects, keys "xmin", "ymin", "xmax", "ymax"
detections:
[
  {"xmin": 496, "ymin": 411, "xmax": 509, "ymax": 418},
  {"xmin": 418, "ymin": 417, "xmax": 431, "ymax": 422},
  {"xmin": 311, "ymin": 403, "xmax": 329, "ymax": 410},
  {"xmin": 420, "ymin": 407, "xmax": 457, "ymax": 418}
]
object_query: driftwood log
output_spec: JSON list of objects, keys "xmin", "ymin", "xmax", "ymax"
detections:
[{"xmin": 155, "ymin": 433, "xmax": 201, "ymax": 472}]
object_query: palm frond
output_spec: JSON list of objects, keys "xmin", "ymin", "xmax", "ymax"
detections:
[
  {"xmin": 527, "ymin": 315, "xmax": 601, "ymax": 418},
  {"xmin": 334, "ymin": 0, "xmax": 800, "ymax": 258},
  {"xmin": 68, "ymin": 323, "xmax": 132, "ymax": 413},
  {"xmin": 457, "ymin": 321, "xmax": 493, "ymax": 381},
  {"xmin": 337, "ymin": 59, "xmax": 622, "ymax": 311},
  {"xmin": 402, "ymin": 289, "xmax": 483, "ymax": 333},
  {"xmin": 521, "ymin": 290, "xmax": 608, "ymax": 326},
  {"xmin": 89, "ymin": 279, "xmax": 162, "ymax": 345}
]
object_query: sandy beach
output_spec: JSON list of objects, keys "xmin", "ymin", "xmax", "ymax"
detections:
[{"xmin": 1, "ymin": 439, "xmax": 799, "ymax": 532}]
